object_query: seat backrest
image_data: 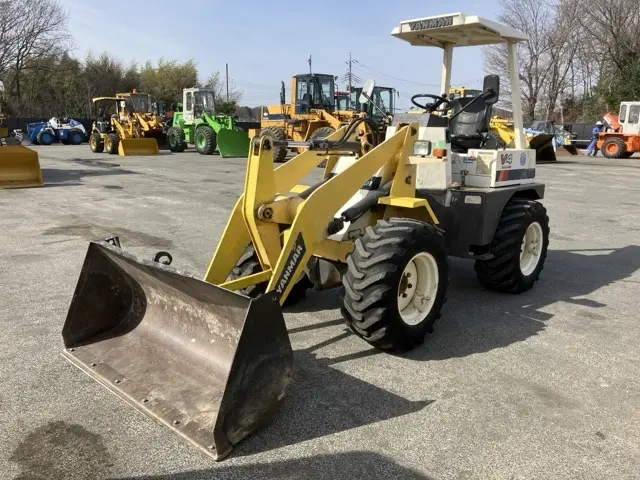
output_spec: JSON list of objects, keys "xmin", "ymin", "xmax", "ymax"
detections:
[{"xmin": 449, "ymin": 97, "xmax": 492, "ymax": 137}]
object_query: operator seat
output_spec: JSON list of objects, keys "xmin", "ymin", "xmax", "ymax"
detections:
[{"xmin": 448, "ymin": 96, "xmax": 493, "ymax": 153}]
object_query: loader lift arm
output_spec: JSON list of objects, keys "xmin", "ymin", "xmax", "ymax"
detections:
[{"xmin": 205, "ymin": 120, "xmax": 419, "ymax": 305}]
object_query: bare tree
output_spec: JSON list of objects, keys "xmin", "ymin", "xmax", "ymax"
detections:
[
  {"xmin": 539, "ymin": 0, "xmax": 581, "ymax": 120},
  {"xmin": 485, "ymin": 0, "xmax": 559, "ymax": 121},
  {"xmin": 573, "ymin": 0, "xmax": 640, "ymax": 74},
  {"xmin": 204, "ymin": 72, "xmax": 242, "ymax": 104},
  {"xmin": 7, "ymin": 0, "xmax": 70, "ymax": 99}
]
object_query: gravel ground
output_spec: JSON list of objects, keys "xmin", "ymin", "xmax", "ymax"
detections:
[{"xmin": 0, "ymin": 145, "xmax": 639, "ymax": 480}]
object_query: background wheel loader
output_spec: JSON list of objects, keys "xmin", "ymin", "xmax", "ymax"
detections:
[
  {"xmin": 0, "ymin": 80, "xmax": 43, "ymax": 188},
  {"xmin": 165, "ymin": 88, "xmax": 249, "ymax": 158},
  {"xmin": 115, "ymin": 89, "xmax": 166, "ymax": 145},
  {"xmin": 596, "ymin": 102, "xmax": 640, "ymax": 158},
  {"xmin": 60, "ymin": 13, "xmax": 550, "ymax": 462},
  {"xmin": 251, "ymin": 74, "xmax": 374, "ymax": 163},
  {"xmin": 89, "ymin": 97, "xmax": 160, "ymax": 156}
]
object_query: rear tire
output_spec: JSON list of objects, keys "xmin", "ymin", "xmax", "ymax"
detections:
[
  {"xmin": 474, "ymin": 198, "xmax": 549, "ymax": 293},
  {"xmin": 226, "ymin": 245, "xmax": 310, "ymax": 307},
  {"xmin": 601, "ymin": 137, "xmax": 626, "ymax": 159},
  {"xmin": 311, "ymin": 126, "xmax": 336, "ymax": 168},
  {"xmin": 105, "ymin": 133, "xmax": 119, "ymax": 155},
  {"xmin": 90, "ymin": 132, "xmax": 104, "ymax": 153},
  {"xmin": 195, "ymin": 126, "xmax": 216, "ymax": 155},
  {"xmin": 167, "ymin": 126, "xmax": 187, "ymax": 152},
  {"xmin": 260, "ymin": 126, "xmax": 288, "ymax": 163},
  {"xmin": 341, "ymin": 218, "xmax": 448, "ymax": 352}
]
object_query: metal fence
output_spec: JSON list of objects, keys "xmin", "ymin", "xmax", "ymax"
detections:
[{"xmin": 2, "ymin": 117, "xmax": 261, "ymax": 133}]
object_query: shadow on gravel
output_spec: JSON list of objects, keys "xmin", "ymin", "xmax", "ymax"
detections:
[
  {"xmin": 224, "ymin": 330, "xmax": 434, "ymax": 458},
  {"xmin": 41, "ymin": 166, "xmax": 136, "ymax": 186},
  {"xmin": 288, "ymin": 246, "xmax": 640, "ymax": 362},
  {"xmin": 122, "ymin": 451, "xmax": 433, "ymax": 480},
  {"xmin": 403, "ymin": 246, "xmax": 640, "ymax": 362}
]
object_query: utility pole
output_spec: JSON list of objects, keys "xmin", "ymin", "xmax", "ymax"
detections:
[
  {"xmin": 225, "ymin": 63, "xmax": 229, "ymax": 102},
  {"xmin": 348, "ymin": 52, "xmax": 352, "ymax": 96},
  {"xmin": 343, "ymin": 53, "xmax": 361, "ymax": 109}
]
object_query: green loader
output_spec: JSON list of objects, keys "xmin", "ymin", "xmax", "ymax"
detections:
[{"xmin": 166, "ymin": 88, "xmax": 249, "ymax": 158}]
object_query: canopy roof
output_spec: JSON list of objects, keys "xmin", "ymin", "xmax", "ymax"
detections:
[{"xmin": 391, "ymin": 13, "xmax": 529, "ymax": 48}]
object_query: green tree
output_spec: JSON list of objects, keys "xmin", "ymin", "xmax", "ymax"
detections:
[{"xmin": 139, "ymin": 58, "xmax": 198, "ymax": 106}]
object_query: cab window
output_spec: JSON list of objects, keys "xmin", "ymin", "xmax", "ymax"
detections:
[
  {"xmin": 186, "ymin": 92, "xmax": 193, "ymax": 111},
  {"xmin": 619, "ymin": 104, "xmax": 627, "ymax": 123},
  {"xmin": 628, "ymin": 105, "xmax": 639, "ymax": 124}
]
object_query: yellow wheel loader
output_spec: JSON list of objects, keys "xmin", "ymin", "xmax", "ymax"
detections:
[
  {"xmin": 0, "ymin": 80, "xmax": 43, "ymax": 188},
  {"xmin": 115, "ymin": 90, "xmax": 166, "ymax": 143},
  {"xmin": 89, "ymin": 97, "xmax": 160, "ymax": 156},
  {"xmin": 251, "ymin": 74, "xmax": 368, "ymax": 162},
  {"xmin": 61, "ymin": 13, "xmax": 550, "ymax": 461}
]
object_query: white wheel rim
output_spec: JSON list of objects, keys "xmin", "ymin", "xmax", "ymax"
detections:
[
  {"xmin": 520, "ymin": 222, "xmax": 543, "ymax": 276},
  {"xmin": 397, "ymin": 252, "xmax": 439, "ymax": 326}
]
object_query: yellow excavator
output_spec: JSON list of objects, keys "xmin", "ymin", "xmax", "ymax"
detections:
[
  {"xmin": 88, "ymin": 97, "xmax": 160, "ymax": 156},
  {"xmin": 0, "ymin": 80, "xmax": 43, "ymax": 188},
  {"xmin": 61, "ymin": 12, "xmax": 552, "ymax": 462}
]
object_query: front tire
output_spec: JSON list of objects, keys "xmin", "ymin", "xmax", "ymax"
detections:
[
  {"xmin": 105, "ymin": 133, "xmax": 119, "ymax": 154},
  {"xmin": 195, "ymin": 126, "xmax": 216, "ymax": 155},
  {"xmin": 474, "ymin": 198, "xmax": 549, "ymax": 293},
  {"xmin": 226, "ymin": 245, "xmax": 310, "ymax": 307},
  {"xmin": 601, "ymin": 137, "xmax": 626, "ymax": 159},
  {"xmin": 90, "ymin": 132, "xmax": 104, "ymax": 153},
  {"xmin": 341, "ymin": 218, "xmax": 449, "ymax": 352},
  {"xmin": 37, "ymin": 130, "xmax": 54, "ymax": 146},
  {"xmin": 260, "ymin": 126, "xmax": 288, "ymax": 163},
  {"xmin": 167, "ymin": 126, "xmax": 186, "ymax": 152}
]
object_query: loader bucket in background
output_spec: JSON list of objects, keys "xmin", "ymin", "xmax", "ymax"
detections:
[
  {"xmin": 216, "ymin": 129, "xmax": 250, "ymax": 158},
  {"xmin": 0, "ymin": 145, "xmax": 44, "ymax": 188},
  {"xmin": 117, "ymin": 138, "xmax": 160, "ymax": 156},
  {"xmin": 61, "ymin": 241, "xmax": 293, "ymax": 460},
  {"xmin": 528, "ymin": 133, "xmax": 557, "ymax": 163},
  {"xmin": 556, "ymin": 144, "xmax": 579, "ymax": 156}
]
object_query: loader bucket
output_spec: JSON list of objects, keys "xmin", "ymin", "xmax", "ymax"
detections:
[
  {"xmin": 528, "ymin": 133, "xmax": 557, "ymax": 163},
  {"xmin": 0, "ymin": 145, "xmax": 44, "ymax": 188},
  {"xmin": 216, "ymin": 129, "xmax": 250, "ymax": 158},
  {"xmin": 117, "ymin": 138, "xmax": 160, "ymax": 156},
  {"xmin": 556, "ymin": 144, "xmax": 579, "ymax": 156},
  {"xmin": 61, "ymin": 240, "xmax": 293, "ymax": 460}
]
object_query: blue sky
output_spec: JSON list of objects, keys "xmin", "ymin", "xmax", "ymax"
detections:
[{"xmin": 65, "ymin": 0, "xmax": 503, "ymax": 109}]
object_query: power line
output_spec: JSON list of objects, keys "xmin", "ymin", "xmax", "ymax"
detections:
[{"xmin": 352, "ymin": 60, "xmax": 440, "ymax": 88}]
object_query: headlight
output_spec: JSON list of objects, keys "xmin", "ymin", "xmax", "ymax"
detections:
[{"xmin": 412, "ymin": 140, "xmax": 431, "ymax": 156}]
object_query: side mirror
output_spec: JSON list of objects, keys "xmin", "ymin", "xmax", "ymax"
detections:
[
  {"xmin": 481, "ymin": 74, "xmax": 500, "ymax": 105},
  {"xmin": 359, "ymin": 79, "xmax": 375, "ymax": 104}
]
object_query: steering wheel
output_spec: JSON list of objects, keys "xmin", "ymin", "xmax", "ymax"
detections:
[{"xmin": 411, "ymin": 94, "xmax": 451, "ymax": 112}]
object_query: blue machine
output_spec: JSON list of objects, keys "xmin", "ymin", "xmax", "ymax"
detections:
[{"xmin": 26, "ymin": 117, "xmax": 85, "ymax": 145}]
